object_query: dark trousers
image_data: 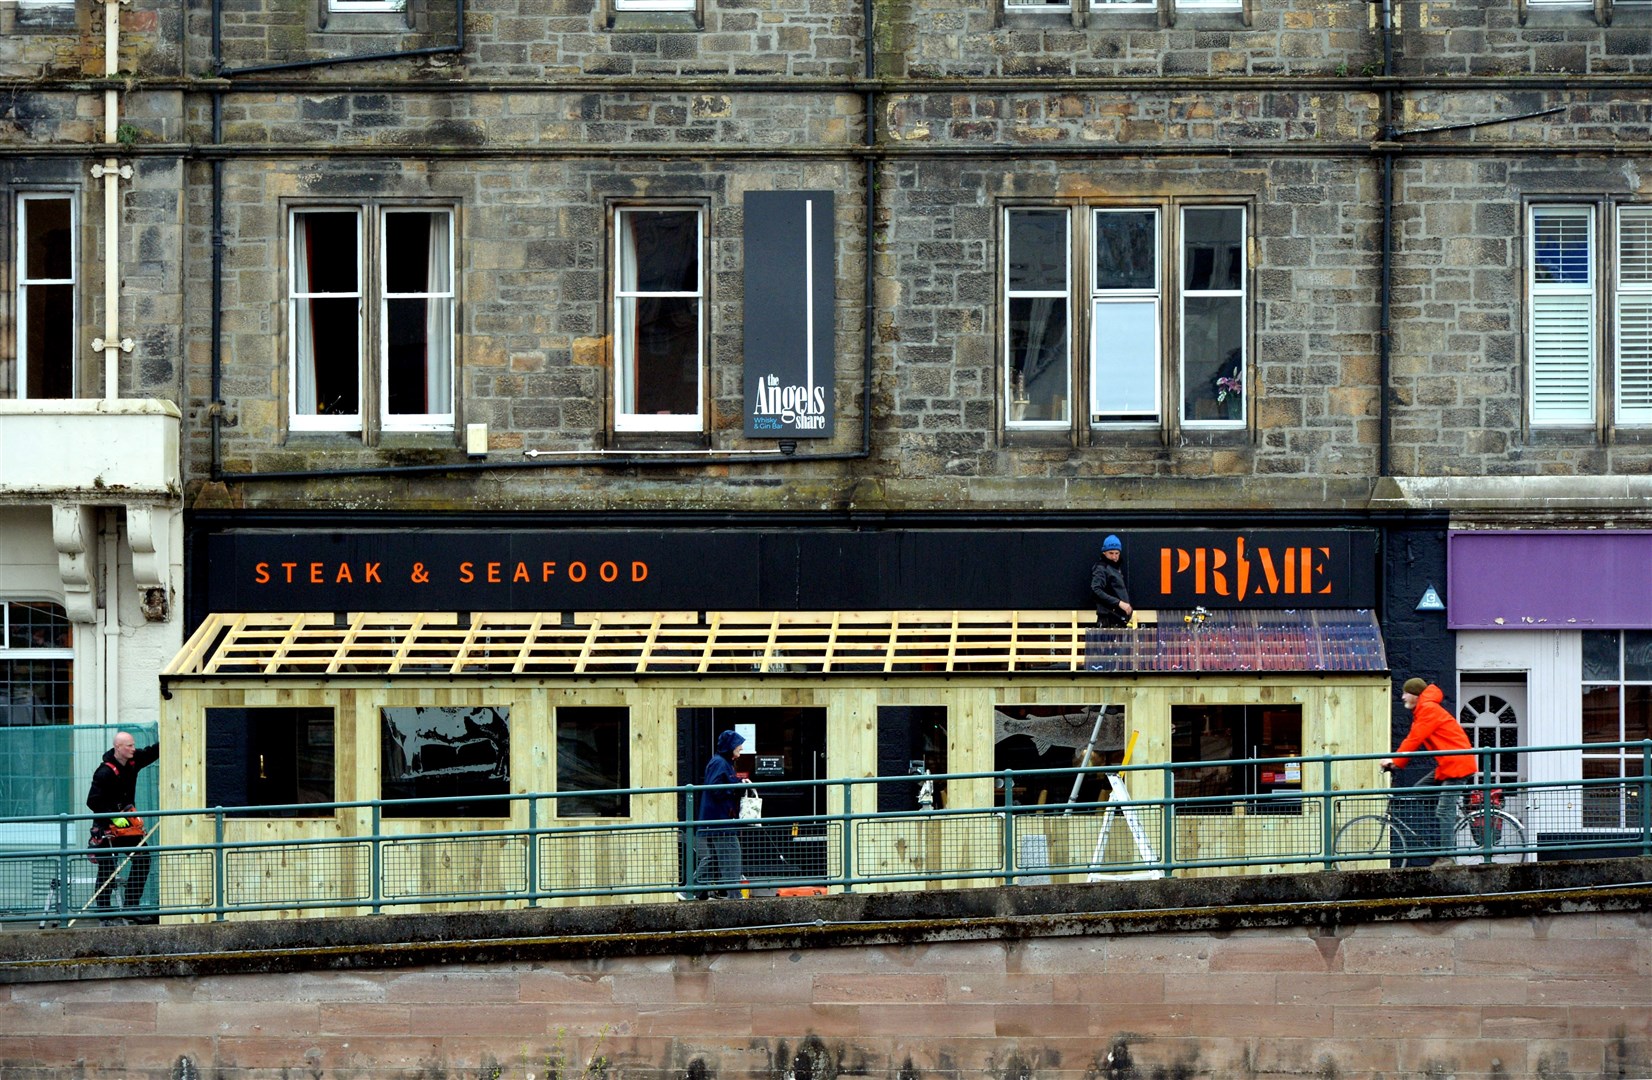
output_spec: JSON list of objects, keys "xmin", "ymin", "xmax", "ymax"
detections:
[
  {"xmin": 690, "ymin": 828, "xmax": 743, "ymax": 895},
  {"xmin": 93, "ymin": 835, "xmax": 152, "ymax": 910},
  {"xmin": 1408, "ymin": 775, "xmax": 1462, "ymax": 859}
]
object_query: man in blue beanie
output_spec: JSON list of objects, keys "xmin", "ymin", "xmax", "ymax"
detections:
[
  {"xmin": 679, "ymin": 729, "xmax": 747, "ymax": 899},
  {"xmin": 1091, "ymin": 534, "xmax": 1133, "ymax": 628}
]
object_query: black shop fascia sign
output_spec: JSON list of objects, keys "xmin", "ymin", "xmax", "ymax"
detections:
[{"xmin": 202, "ymin": 529, "xmax": 1377, "ymax": 614}]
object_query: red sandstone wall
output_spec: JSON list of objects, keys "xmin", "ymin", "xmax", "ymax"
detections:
[{"xmin": 2, "ymin": 912, "xmax": 1649, "ymax": 1080}]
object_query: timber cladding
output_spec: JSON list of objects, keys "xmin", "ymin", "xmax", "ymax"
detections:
[{"xmin": 156, "ymin": 632, "xmax": 1390, "ymax": 918}]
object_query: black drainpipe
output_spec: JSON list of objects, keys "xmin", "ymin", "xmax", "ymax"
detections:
[
  {"xmin": 1378, "ymin": 0, "xmax": 1395, "ymax": 478},
  {"xmin": 205, "ymin": 0, "xmax": 876, "ymax": 482}
]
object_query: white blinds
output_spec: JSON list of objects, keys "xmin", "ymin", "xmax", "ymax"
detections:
[
  {"xmin": 1617, "ymin": 209, "xmax": 1652, "ymax": 422},
  {"xmin": 1530, "ymin": 206, "xmax": 1595, "ymax": 424}
]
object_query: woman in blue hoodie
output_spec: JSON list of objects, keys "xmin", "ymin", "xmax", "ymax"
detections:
[{"xmin": 681, "ymin": 729, "xmax": 746, "ymax": 899}]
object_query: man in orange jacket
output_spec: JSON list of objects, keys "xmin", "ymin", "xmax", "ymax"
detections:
[{"xmin": 1382, "ymin": 678, "xmax": 1478, "ymax": 867}]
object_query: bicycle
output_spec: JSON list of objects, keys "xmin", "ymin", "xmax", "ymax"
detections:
[{"xmin": 1332, "ymin": 770, "xmax": 1528, "ymax": 866}]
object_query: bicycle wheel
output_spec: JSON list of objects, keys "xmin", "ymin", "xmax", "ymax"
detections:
[
  {"xmin": 1333, "ymin": 814, "xmax": 1409, "ymax": 862},
  {"xmin": 1453, "ymin": 808, "xmax": 1527, "ymax": 864}
]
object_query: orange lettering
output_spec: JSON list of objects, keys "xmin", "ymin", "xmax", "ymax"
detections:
[
  {"xmin": 487, "ymin": 561, "xmax": 502, "ymax": 584},
  {"xmin": 599, "ymin": 560, "xmax": 618, "ymax": 583},
  {"xmin": 1209, "ymin": 547, "xmax": 1229, "ymax": 596},
  {"xmin": 542, "ymin": 561, "xmax": 558, "ymax": 582},
  {"xmin": 335, "ymin": 564, "xmax": 353, "ymax": 584},
  {"xmin": 513, "ymin": 561, "xmax": 531, "ymax": 583},
  {"xmin": 365, "ymin": 562, "xmax": 381, "ymax": 583},
  {"xmin": 1256, "ymin": 547, "xmax": 1282, "ymax": 594},
  {"xmin": 459, "ymin": 562, "xmax": 474, "ymax": 583},
  {"xmin": 282, "ymin": 562, "xmax": 298, "ymax": 584},
  {"xmin": 255, "ymin": 562, "xmax": 270, "ymax": 584},
  {"xmin": 632, "ymin": 561, "xmax": 648, "ymax": 582},
  {"xmin": 309, "ymin": 562, "xmax": 324, "ymax": 584},
  {"xmin": 1234, "ymin": 537, "xmax": 1250, "ymax": 601},
  {"xmin": 569, "ymin": 561, "xmax": 587, "ymax": 583}
]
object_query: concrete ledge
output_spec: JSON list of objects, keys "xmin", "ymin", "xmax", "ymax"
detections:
[{"xmin": 3, "ymin": 858, "xmax": 1649, "ymax": 985}]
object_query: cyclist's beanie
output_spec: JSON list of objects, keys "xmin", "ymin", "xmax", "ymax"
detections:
[{"xmin": 1402, "ymin": 677, "xmax": 1427, "ymax": 695}]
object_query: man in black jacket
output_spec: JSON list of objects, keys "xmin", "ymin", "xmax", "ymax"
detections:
[
  {"xmin": 1091, "ymin": 534, "xmax": 1134, "ymax": 628},
  {"xmin": 86, "ymin": 731, "xmax": 160, "ymax": 923}
]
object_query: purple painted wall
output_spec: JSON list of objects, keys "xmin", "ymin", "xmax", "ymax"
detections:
[{"xmin": 1448, "ymin": 531, "xmax": 1652, "ymax": 629}]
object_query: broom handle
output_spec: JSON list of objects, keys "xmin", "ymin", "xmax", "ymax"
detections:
[{"xmin": 64, "ymin": 820, "xmax": 159, "ymax": 928}]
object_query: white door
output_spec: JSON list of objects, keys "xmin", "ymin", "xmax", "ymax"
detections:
[{"xmin": 1457, "ymin": 679, "xmax": 1527, "ymax": 813}]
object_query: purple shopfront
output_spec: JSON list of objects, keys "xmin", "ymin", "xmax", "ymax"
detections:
[{"xmin": 1448, "ymin": 530, "xmax": 1652, "ymax": 848}]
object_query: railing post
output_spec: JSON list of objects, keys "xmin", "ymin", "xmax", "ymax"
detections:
[
  {"xmin": 839, "ymin": 777, "xmax": 854, "ymax": 894},
  {"xmin": 682, "ymin": 786, "xmax": 697, "ymax": 894},
  {"xmin": 1321, "ymin": 758, "xmax": 1338, "ymax": 870},
  {"xmin": 1001, "ymin": 770, "xmax": 1016, "ymax": 887},
  {"xmin": 370, "ymin": 802, "xmax": 383, "ymax": 916},
  {"xmin": 213, "ymin": 809, "xmax": 226, "ymax": 922},
  {"xmin": 54, "ymin": 814, "xmax": 72, "ymax": 921},
  {"xmin": 526, "ymin": 796, "xmax": 539, "ymax": 907},
  {"xmin": 1161, "ymin": 765, "xmax": 1176, "ymax": 876},
  {"xmin": 1641, "ymin": 740, "xmax": 1651, "ymax": 858}
]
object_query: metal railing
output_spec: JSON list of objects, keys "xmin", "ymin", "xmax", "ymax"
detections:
[{"xmin": 2, "ymin": 740, "xmax": 1648, "ymax": 926}]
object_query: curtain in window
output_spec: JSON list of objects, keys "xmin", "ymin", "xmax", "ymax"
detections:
[
  {"xmin": 616, "ymin": 216, "xmax": 640, "ymax": 416},
  {"xmin": 292, "ymin": 216, "xmax": 318, "ymax": 414},
  {"xmin": 425, "ymin": 212, "xmax": 453, "ymax": 415}
]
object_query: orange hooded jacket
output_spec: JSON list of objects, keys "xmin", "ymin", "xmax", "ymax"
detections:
[{"xmin": 1392, "ymin": 683, "xmax": 1476, "ymax": 780}]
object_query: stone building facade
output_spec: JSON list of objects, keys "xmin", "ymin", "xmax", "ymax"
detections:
[{"xmin": 5, "ymin": 1, "xmax": 1652, "ymax": 813}]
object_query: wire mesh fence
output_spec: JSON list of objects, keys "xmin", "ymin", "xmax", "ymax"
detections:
[{"xmin": 0, "ymin": 742, "xmax": 1649, "ymax": 924}]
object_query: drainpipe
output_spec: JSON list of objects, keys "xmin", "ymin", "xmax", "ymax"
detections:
[
  {"xmin": 101, "ymin": 510, "xmax": 121, "ymax": 726},
  {"xmin": 91, "ymin": 0, "xmax": 133, "ymax": 399},
  {"xmin": 1377, "ymin": 0, "xmax": 1394, "ymax": 477}
]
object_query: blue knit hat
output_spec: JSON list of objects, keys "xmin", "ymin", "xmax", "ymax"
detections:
[{"xmin": 1102, "ymin": 535, "xmax": 1122, "ymax": 552}]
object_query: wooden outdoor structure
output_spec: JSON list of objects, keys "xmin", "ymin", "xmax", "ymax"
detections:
[{"xmin": 156, "ymin": 609, "xmax": 1392, "ymax": 920}]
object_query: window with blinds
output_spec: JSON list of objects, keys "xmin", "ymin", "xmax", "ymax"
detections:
[
  {"xmin": 1617, "ymin": 208, "xmax": 1652, "ymax": 424},
  {"xmin": 1529, "ymin": 205, "xmax": 1596, "ymax": 425}
]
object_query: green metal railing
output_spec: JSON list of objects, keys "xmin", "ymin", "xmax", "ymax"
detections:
[{"xmin": 1, "ymin": 740, "xmax": 1648, "ymax": 926}]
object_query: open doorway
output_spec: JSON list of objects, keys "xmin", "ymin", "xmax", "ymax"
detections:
[{"xmin": 677, "ymin": 706, "xmax": 828, "ymax": 883}]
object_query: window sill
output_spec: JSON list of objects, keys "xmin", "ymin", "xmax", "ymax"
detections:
[
  {"xmin": 321, "ymin": 9, "xmax": 416, "ymax": 32},
  {"xmin": 1004, "ymin": 426, "xmax": 1078, "ymax": 449},
  {"xmin": 1089, "ymin": 424, "xmax": 1167, "ymax": 448},
  {"xmin": 610, "ymin": 10, "xmax": 702, "ymax": 32},
  {"xmin": 1526, "ymin": 425, "xmax": 1599, "ymax": 446},
  {"xmin": 608, "ymin": 431, "xmax": 712, "ymax": 452}
]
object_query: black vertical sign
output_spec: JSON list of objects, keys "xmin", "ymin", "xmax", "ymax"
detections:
[{"xmin": 744, "ymin": 191, "xmax": 835, "ymax": 439}]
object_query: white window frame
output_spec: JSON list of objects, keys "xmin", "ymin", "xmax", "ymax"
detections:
[
  {"xmin": 288, "ymin": 205, "xmax": 457, "ymax": 435},
  {"xmin": 379, "ymin": 207, "xmax": 456, "ymax": 433},
  {"xmin": 1528, "ymin": 204, "xmax": 1597, "ymax": 427},
  {"xmin": 13, "ymin": 191, "xmax": 77, "ymax": 401},
  {"xmin": 0, "ymin": 600, "xmax": 74, "ymax": 727},
  {"xmin": 1179, "ymin": 205, "xmax": 1247, "ymax": 428},
  {"xmin": 1003, "ymin": 208, "xmax": 1074, "ymax": 430},
  {"xmin": 613, "ymin": 206, "xmax": 705, "ymax": 434},
  {"xmin": 1177, "ymin": 0, "xmax": 1242, "ymax": 8},
  {"xmin": 614, "ymin": 0, "xmax": 694, "ymax": 9},
  {"xmin": 1006, "ymin": 0, "xmax": 1074, "ymax": 10},
  {"xmin": 289, "ymin": 207, "xmax": 365, "ymax": 432},
  {"xmin": 1090, "ymin": 207, "xmax": 1163, "ymax": 424},
  {"xmin": 1003, "ymin": 202, "xmax": 1251, "ymax": 434}
]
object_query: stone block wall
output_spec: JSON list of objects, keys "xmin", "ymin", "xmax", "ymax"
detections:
[{"xmin": 1, "ymin": 909, "xmax": 1648, "ymax": 1079}]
